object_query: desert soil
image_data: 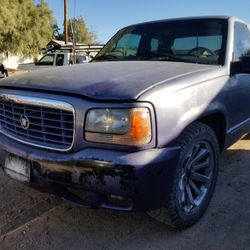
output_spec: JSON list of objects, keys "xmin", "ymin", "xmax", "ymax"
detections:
[{"xmin": 0, "ymin": 138, "xmax": 250, "ymax": 250}]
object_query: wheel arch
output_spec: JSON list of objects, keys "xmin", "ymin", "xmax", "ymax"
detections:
[{"xmin": 197, "ymin": 111, "xmax": 227, "ymax": 151}]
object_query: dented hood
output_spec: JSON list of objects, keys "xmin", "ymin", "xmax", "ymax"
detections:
[{"xmin": 0, "ymin": 61, "xmax": 218, "ymax": 100}]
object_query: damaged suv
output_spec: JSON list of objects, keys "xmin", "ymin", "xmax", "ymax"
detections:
[{"xmin": 1, "ymin": 16, "xmax": 250, "ymax": 229}]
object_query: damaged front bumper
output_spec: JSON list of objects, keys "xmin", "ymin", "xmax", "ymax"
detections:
[{"xmin": 0, "ymin": 134, "xmax": 180, "ymax": 212}]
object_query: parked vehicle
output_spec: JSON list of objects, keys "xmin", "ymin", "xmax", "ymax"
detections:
[
  {"xmin": 18, "ymin": 52, "xmax": 91, "ymax": 71},
  {"xmin": 0, "ymin": 16, "xmax": 250, "ymax": 229},
  {"xmin": 0, "ymin": 63, "xmax": 8, "ymax": 78},
  {"xmin": 35, "ymin": 52, "xmax": 91, "ymax": 66}
]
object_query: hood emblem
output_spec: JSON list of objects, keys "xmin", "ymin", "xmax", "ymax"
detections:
[{"xmin": 20, "ymin": 115, "xmax": 30, "ymax": 130}]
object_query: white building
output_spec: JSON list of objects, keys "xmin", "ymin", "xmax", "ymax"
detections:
[{"xmin": 0, "ymin": 52, "xmax": 33, "ymax": 70}]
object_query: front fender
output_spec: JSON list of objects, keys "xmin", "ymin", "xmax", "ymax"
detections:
[{"xmin": 140, "ymin": 75, "xmax": 230, "ymax": 148}]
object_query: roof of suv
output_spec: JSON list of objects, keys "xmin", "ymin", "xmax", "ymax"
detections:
[{"xmin": 124, "ymin": 16, "xmax": 247, "ymax": 28}]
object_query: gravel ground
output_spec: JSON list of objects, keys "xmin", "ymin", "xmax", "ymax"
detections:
[{"xmin": 0, "ymin": 138, "xmax": 250, "ymax": 250}]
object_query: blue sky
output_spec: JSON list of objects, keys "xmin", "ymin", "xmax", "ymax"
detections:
[{"xmin": 45, "ymin": 0, "xmax": 250, "ymax": 43}]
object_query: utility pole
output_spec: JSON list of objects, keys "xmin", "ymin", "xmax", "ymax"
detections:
[
  {"xmin": 64, "ymin": 0, "xmax": 68, "ymax": 45},
  {"xmin": 70, "ymin": 20, "xmax": 76, "ymax": 64}
]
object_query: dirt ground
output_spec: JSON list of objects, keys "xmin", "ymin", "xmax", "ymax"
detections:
[{"xmin": 0, "ymin": 138, "xmax": 250, "ymax": 250}]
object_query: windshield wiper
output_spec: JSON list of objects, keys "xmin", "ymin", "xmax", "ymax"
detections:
[
  {"xmin": 137, "ymin": 52, "xmax": 191, "ymax": 63},
  {"xmin": 152, "ymin": 54, "xmax": 191, "ymax": 63},
  {"xmin": 92, "ymin": 54, "xmax": 120, "ymax": 62}
]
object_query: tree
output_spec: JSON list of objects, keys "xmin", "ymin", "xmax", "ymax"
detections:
[
  {"xmin": 0, "ymin": 0, "xmax": 55, "ymax": 57},
  {"xmin": 68, "ymin": 16, "xmax": 97, "ymax": 44}
]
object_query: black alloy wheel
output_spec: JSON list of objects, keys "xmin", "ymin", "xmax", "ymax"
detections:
[
  {"xmin": 148, "ymin": 122, "xmax": 219, "ymax": 229},
  {"xmin": 178, "ymin": 140, "xmax": 214, "ymax": 214}
]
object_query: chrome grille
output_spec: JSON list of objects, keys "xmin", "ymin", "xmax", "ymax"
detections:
[{"xmin": 0, "ymin": 94, "xmax": 74, "ymax": 151}]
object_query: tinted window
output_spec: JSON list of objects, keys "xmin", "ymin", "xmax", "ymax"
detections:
[
  {"xmin": 234, "ymin": 22, "xmax": 250, "ymax": 61},
  {"xmin": 173, "ymin": 36, "xmax": 222, "ymax": 53},
  {"xmin": 109, "ymin": 33, "xmax": 141, "ymax": 57}
]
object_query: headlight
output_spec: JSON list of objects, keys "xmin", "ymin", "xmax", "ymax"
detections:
[{"xmin": 85, "ymin": 108, "xmax": 151, "ymax": 146}]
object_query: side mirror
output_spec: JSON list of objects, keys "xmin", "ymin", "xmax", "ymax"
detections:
[{"xmin": 231, "ymin": 56, "xmax": 250, "ymax": 74}]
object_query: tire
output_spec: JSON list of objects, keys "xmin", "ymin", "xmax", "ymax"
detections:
[
  {"xmin": 2, "ymin": 71, "xmax": 7, "ymax": 78},
  {"xmin": 148, "ymin": 122, "xmax": 219, "ymax": 229}
]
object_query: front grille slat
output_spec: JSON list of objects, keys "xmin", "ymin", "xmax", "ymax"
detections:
[
  {"xmin": 0, "ymin": 96, "xmax": 74, "ymax": 151},
  {"xmin": 3, "ymin": 126, "xmax": 72, "ymax": 145}
]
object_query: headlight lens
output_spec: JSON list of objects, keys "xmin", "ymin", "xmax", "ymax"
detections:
[
  {"xmin": 85, "ymin": 108, "xmax": 151, "ymax": 146},
  {"xmin": 86, "ymin": 109, "xmax": 130, "ymax": 134}
]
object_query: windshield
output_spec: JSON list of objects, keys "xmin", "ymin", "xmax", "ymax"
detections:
[{"xmin": 94, "ymin": 19, "xmax": 227, "ymax": 65}]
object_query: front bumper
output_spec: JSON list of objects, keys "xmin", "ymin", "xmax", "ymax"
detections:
[{"xmin": 0, "ymin": 134, "xmax": 180, "ymax": 211}]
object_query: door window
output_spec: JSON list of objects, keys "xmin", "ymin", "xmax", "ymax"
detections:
[
  {"xmin": 233, "ymin": 22, "xmax": 250, "ymax": 61},
  {"xmin": 56, "ymin": 54, "xmax": 64, "ymax": 66}
]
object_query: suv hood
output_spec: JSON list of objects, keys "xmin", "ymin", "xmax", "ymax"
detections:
[{"xmin": 0, "ymin": 61, "xmax": 223, "ymax": 100}]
